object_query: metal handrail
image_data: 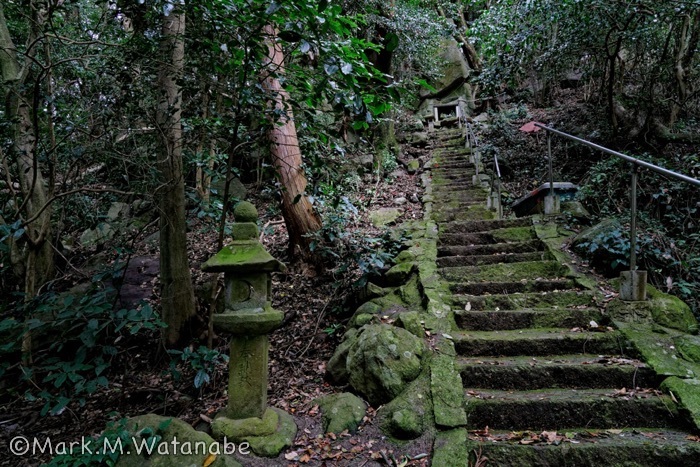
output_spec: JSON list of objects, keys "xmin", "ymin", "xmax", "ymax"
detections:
[
  {"xmin": 466, "ymin": 122, "xmax": 503, "ymax": 219},
  {"xmin": 534, "ymin": 122, "xmax": 700, "ymax": 282}
]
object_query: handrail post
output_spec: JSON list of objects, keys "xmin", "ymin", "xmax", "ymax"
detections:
[
  {"xmin": 544, "ymin": 132, "xmax": 560, "ymax": 214},
  {"xmin": 620, "ymin": 164, "xmax": 647, "ymax": 301},
  {"xmin": 629, "ymin": 165, "xmax": 638, "ymax": 271}
]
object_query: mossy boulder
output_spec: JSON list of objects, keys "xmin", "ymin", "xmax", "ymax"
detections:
[
  {"xmin": 647, "ymin": 285, "xmax": 698, "ymax": 334},
  {"xmin": 115, "ymin": 414, "xmax": 241, "ymax": 467},
  {"xmin": 379, "ymin": 368, "xmax": 433, "ymax": 439},
  {"xmin": 661, "ymin": 377, "xmax": 700, "ymax": 430},
  {"xmin": 407, "ymin": 159, "xmax": 420, "ymax": 174},
  {"xmin": 369, "ymin": 207, "xmax": 401, "ymax": 227},
  {"xmin": 675, "ymin": 334, "xmax": 700, "ymax": 364},
  {"xmin": 346, "ymin": 324, "xmax": 426, "ymax": 406},
  {"xmin": 385, "ymin": 262, "xmax": 415, "ymax": 286},
  {"xmin": 326, "ymin": 328, "xmax": 359, "ymax": 384},
  {"xmin": 315, "ymin": 392, "xmax": 367, "ymax": 434}
]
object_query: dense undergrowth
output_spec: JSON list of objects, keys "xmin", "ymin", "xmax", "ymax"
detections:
[{"xmin": 480, "ymin": 97, "xmax": 700, "ymax": 319}]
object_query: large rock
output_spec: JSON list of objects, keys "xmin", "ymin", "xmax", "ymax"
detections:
[
  {"xmin": 212, "ymin": 177, "xmax": 247, "ymax": 201},
  {"xmin": 315, "ymin": 392, "xmax": 367, "ymax": 434},
  {"xmin": 115, "ymin": 414, "xmax": 241, "ymax": 467},
  {"xmin": 345, "ymin": 324, "xmax": 426, "ymax": 406},
  {"xmin": 369, "ymin": 208, "xmax": 400, "ymax": 228}
]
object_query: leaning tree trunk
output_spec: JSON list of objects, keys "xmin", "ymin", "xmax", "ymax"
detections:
[
  {"xmin": 670, "ymin": 9, "xmax": 700, "ymax": 125},
  {"xmin": 0, "ymin": 2, "xmax": 53, "ymax": 364},
  {"xmin": 156, "ymin": 4, "xmax": 196, "ymax": 347},
  {"xmin": 261, "ymin": 25, "xmax": 322, "ymax": 263}
]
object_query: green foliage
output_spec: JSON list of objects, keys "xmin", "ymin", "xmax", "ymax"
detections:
[
  {"xmin": 307, "ymin": 196, "xmax": 405, "ymax": 288},
  {"xmin": 376, "ymin": 148, "xmax": 399, "ymax": 175},
  {"xmin": 472, "ymin": 0, "xmax": 700, "ymax": 121},
  {"xmin": 0, "ymin": 263, "xmax": 165, "ymax": 416},
  {"xmin": 578, "ymin": 151, "xmax": 700, "ymax": 317},
  {"xmin": 44, "ymin": 418, "xmax": 133, "ymax": 467},
  {"xmin": 167, "ymin": 345, "xmax": 229, "ymax": 390}
]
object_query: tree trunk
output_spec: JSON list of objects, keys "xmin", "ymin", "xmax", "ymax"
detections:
[
  {"xmin": 156, "ymin": 4, "xmax": 196, "ymax": 347},
  {"xmin": 670, "ymin": 9, "xmax": 700, "ymax": 125},
  {"xmin": 261, "ymin": 25, "xmax": 322, "ymax": 262},
  {"xmin": 0, "ymin": 2, "xmax": 53, "ymax": 363}
]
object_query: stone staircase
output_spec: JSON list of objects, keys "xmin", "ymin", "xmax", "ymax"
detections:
[{"xmin": 427, "ymin": 127, "xmax": 700, "ymax": 465}]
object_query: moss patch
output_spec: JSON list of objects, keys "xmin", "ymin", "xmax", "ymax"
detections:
[
  {"xmin": 661, "ymin": 377, "xmax": 700, "ymax": 430},
  {"xmin": 379, "ymin": 367, "xmax": 434, "ymax": 440},
  {"xmin": 490, "ymin": 226, "xmax": 536, "ymax": 243},
  {"xmin": 432, "ymin": 428, "xmax": 468, "ymax": 467},
  {"xmin": 616, "ymin": 323, "xmax": 700, "ymax": 378},
  {"xmin": 647, "ymin": 285, "xmax": 698, "ymax": 334}
]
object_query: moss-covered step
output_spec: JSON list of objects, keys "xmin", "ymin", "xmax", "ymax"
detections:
[
  {"xmin": 439, "ymin": 260, "xmax": 569, "ymax": 283},
  {"xmin": 432, "ymin": 206, "xmax": 495, "ymax": 223},
  {"xmin": 437, "ymin": 251, "xmax": 552, "ymax": 268},
  {"xmin": 441, "ymin": 217, "xmax": 533, "ymax": 234},
  {"xmin": 431, "ymin": 192, "xmax": 492, "ymax": 203},
  {"xmin": 431, "ymin": 161, "xmax": 472, "ymax": 169},
  {"xmin": 457, "ymin": 354, "xmax": 657, "ymax": 390},
  {"xmin": 432, "ymin": 137, "xmax": 466, "ymax": 147},
  {"xmin": 430, "ymin": 174, "xmax": 477, "ymax": 184},
  {"xmin": 465, "ymin": 428, "xmax": 700, "ymax": 467},
  {"xmin": 438, "ymin": 239, "xmax": 546, "ymax": 257},
  {"xmin": 464, "ymin": 388, "xmax": 683, "ymax": 430},
  {"xmin": 439, "ymin": 228, "xmax": 536, "ymax": 247},
  {"xmin": 452, "ymin": 328, "xmax": 625, "ymax": 357},
  {"xmin": 450, "ymin": 290, "xmax": 596, "ymax": 311},
  {"xmin": 448, "ymin": 278, "xmax": 577, "ymax": 295},
  {"xmin": 454, "ymin": 306, "xmax": 604, "ymax": 331}
]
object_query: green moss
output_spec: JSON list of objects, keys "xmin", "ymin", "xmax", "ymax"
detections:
[
  {"xmin": 397, "ymin": 311, "xmax": 424, "ymax": 337},
  {"xmin": 315, "ymin": 392, "xmax": 367, "ymax": 434},
  {"xmin": 242, "ymin": 408, "xmax": 297, "ymax": 457},
  {"xmin": 233, "ymin": 201, "xmax": 258, "ymax": 222},
  {"xmin": 201, "ymin": 241, "xmax": 284, "ymax": 273},
  {"xmin": 385, "ymin": 262, "xmax": 415, "ymax": 286},
  {"xmin": 616, "ymin": 323, "xmax": 700, "ymax": 378},
  {"xmin": 440, "ymin": 261, "xmax": 569, "ymax": 283},
  {"xmin": 432, "ymin": 428, "xmax": 468, "ymax": 467},
  {"xmin": 212, "ymin": 407, "xmax": 278, "ymax": 439},
  {"xmin": 379, "ymin": 367, "xmax": 434, "ymax": 440},
  {"xmin": 431, "ymin": 353, "xmax": 467, "ymax": 427},
  {"xmin": 647, "ymin": 285, "xmax": 698, "ymax": 334},
  {"xmin": 661, "ymin": 377, "xmax": 700, "ymax": 430},
  {"xmin": 116, "ymin": 415, "xmax": 241, "ymax": 467},
  {"xmin": 675, "ymin": 334, "xmax": 700, "ymax": 363},
  {"xmin": 491, "ymin": 226, "xmax": 536, "ymax": 243}
]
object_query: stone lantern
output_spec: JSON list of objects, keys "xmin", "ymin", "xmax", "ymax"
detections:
[{"xmin": 201, "ymin": 201, "xmax": 296, "ymax": 457}]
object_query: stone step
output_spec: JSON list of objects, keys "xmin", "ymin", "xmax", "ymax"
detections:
[
  {"xmin": 439, "ymin": 260, "xmax": 569, "ymax": 283},
  {"xmin": 441, "ymin": 217, "xmax": 532, "ymax": 234},
  {"xmin": 431, "ymin": 180, "xmax": 478, "ymax": 189},
  {"xmin": 448, "ymin": 278, "xmax": 576, "ymax": 296},
  {"xmin": 438, "ymin": 239, "xmax": 545, "ymax": 257},
  {"xmin": 436, "ymin": 251, "xmax": 551, "ymax": 268},
  {"xmin": 450, "ymin": 290, "xmax": 596, "ymax": 311},
  {"xmin": 464, "ymin": 388, "xmax": 681, "ymax": 430},
  {"xmin": 452, "ymin": 328, "xmax": 624, "ymax": 357},
  {"xmin": 430, "ymin": 193, "xmax": 492, "ymax": 203},
  {"xmin": 458, "ymin": 354, "xmax": 656, "ymax": 390},
  {"xmin": 432, "ymin": 208, "xmax": 496, "ymax": 223},
  {"xmin": 431, "ymin": 138, "xmax": 465, "ymax": 148},
  {"xmin": 431, "ymin": 161, "xmax": 474, "ymax": 169},
  {"xmin": 464, "ymin": 429, "xmax": 700, "ymax": 467},
  {"xmin": 439, "ymin": 227, "xmax": 537, "ymax": 246},
  {"xmin": 454, "ymin": 306, "xmax": 602, "ymax": 331},
  {"xmin": 431, "ymin": 170, "xmax": 477, "ymax": 179}
]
